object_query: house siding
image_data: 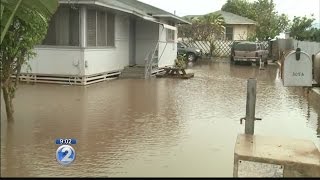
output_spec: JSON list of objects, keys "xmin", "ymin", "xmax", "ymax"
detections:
[
  {"xmin": 233, "ymin": 25, "xmax": 249, "ymax": 41},
  {"xmin": 20, "ymin": 48, "xmax": 84, "ymax": 76},
  {"xmin": 158, "ymin": 23, "xmax": 177, "ymax": 67},
  {"xmin": 20, "ymin": 4, "xmax": 179, "ymax": 81},
  {"xmin": 84, "ymin": 14, "xmax": 130, "ymax": 75}
]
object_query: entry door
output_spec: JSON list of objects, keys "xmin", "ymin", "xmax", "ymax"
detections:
[{"xmin": 129, "ymin": 19, "xmax": 136, "ymax": 66}]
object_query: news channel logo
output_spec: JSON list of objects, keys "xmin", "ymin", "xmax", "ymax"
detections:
[{"xmin": 55, "ymin": 138, "xmax": 76, "ymax": 166}]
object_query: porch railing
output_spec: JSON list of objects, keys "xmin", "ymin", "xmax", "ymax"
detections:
[
  {"xmin": 144, "ymin": 41, "xmax": 171, "ymax": 79},
  {"xmin": 144, "ymin": 41, "xmax": 159, "ymax": 79}
]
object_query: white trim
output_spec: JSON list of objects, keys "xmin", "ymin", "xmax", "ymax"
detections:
[
  {"xmin": 95, "ymin": 2, "xmax": 131, "ymax": 14},
  {"xmin": 60, "ymin": 0, "xmax": 151, "ymax": 21},
  {"xmin": 153, "ymin": 14, "xmax": 191, "ymax": 24},
  {"xmin": 59, "ymin": 0, "xmax": 188, "ymax": 26},
  {"xmin": 163, "ymin": 24, "xmax": 177, "ymax": 31},
  {"xmin": 227, "ymin": 23, "xmax": 256, "ymax": 25},
  {"xmin": 142, "ymin": 16, "xmax": 160, "ymax": 24},
  {"xmin": 15, "ymin": 71, "xmax": 121, "ymax": 86},
  {"xmin": 95, "ymin": 10, "xmax": 98, "ymax": 46},
  {"xmin": 80, "ymin": 6, "xmax": 87, "ymax": 48}
]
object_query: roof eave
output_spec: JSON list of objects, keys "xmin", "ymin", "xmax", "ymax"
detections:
[
  {"xmin": 59, "ymin": 0, "xmax": 159, "ymax": 23},
  {"xmin": 153, "ymin": 14, "xmax": 191, "ymax": 25},
  {"xmin": 225, "ymin": 23, "xmax": 256, "ymax": 25},
  {"xmin": 59, "ymin": 0, "xmax": 133, "ymax": 14}
]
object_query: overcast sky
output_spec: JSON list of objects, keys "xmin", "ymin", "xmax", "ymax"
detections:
[{"xmin": 139, "ymin": 0, "xmax": 320, "ymax": 25}]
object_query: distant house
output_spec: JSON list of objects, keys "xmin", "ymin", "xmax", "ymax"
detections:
[
  {"xmin": 20, "ymin": 0, "xmax": 190, "ymax": 85},
  {"xmin": 184, "ymin": 10, "xmax": 256, "ymax": 41}
]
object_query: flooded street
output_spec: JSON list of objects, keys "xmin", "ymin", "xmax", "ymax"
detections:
[{"xmin": 1, "ymin": 60, "xmax": 319, "ymax": 177}]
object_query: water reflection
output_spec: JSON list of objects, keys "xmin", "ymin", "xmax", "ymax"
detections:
[{"xmin": 1, "ymin": 60, "xmax": 319, "ymax": 177}]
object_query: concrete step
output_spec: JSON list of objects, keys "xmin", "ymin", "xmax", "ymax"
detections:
[
  {"xmin": 122, "ymin": 69, "xmax": 145, "ymax": 73},
  {"xmin": 120, "ymin": 73, "xmax": 145, "ymax": 79},
  {"xmin": 120, "ymin": 66, "xmax": 146, "ymax": 79},
  {"xmin": 120, "ymin": 66, "xmax": 162, "ymax": 79}
]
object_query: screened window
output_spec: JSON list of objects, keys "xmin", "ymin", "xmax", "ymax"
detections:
[
  {"xmin": 107, "ymin": 13, "xmax": 115, "ymax": 46},
  {"xmin": 87, "ymin": 9, "xmax": 115, "ymax": 47},
  {"xmin": 42, "ymin": 6, "xmax": 80, "ymax": 46},
  {"xmin": 87, "ymin": 9, "xmax": 97, "ymax": 46},
  {"xmin": 166, "ymin": 29, "xmax": 175, "ymax": 41},
  {"xmin": 226, "ymin": 26, "xmax": 234, "ymax": 40}
]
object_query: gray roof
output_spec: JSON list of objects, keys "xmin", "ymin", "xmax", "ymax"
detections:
[
  {"xmin": 184, "ymin": 10, "xmax": 256, "ymax": 25},
  {"xmin": 117, "ymin": 0, "xmax": 172, "ymax": 16},
  {"xmin": 60, "ymin": 0, "xmax": 190, "ymax": 24},
  {"xmin": 117, "ymin": 0, "xmax": 190, "ymax": 24}
]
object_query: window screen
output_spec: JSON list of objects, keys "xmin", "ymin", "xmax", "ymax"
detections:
[
  {"xmin": 43, "ymin": 6, "xmax": 114, "ymax": 47},
  {"xmin": 166, "ymin": 29, "xmax": 175, "ymax": 41},
  {"xmin": 107, "ymin": 13, "xmax": 115, "ymax": 46},
  {"xmin": 87, "ymin": 9, "xmax": 97, "ymax": 46},
  {"xmin": 42, "ymin": 6, "xmax": 79, "ymax": 46},
  {"xmin": 87, "ymin": 10, "xmax": 115, "ymax": 47},
  {"xmin": 97, "ymin": 11, "xmax": 106, "ymax": 46},
  {"xmin": 226, "ymin": 26, "xmax": 234, "ymax": 40}
]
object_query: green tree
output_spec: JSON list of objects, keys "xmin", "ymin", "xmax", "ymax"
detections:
[
  {"xmin": 221, "ymin": 0, "xmax": 255, "ymax": 20},
  {"xmin": 289, "ymin": 16, "xmax": 316, "ymax": 41},
  {"xmin": 221, "ymin": 0, "xmax": 290, "ymax": 40},
  {"xmin": 0, "ymin": 1, "xmax": 58, "ymax": 121},
  {"xmin": 1, "ymin": 0, "xmax": 58, "ymax": 43},
  {"xmin": 308, "ymin": 28, "xmax": 320, "ymax": 42}
]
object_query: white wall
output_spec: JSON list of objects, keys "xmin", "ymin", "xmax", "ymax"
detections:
[
  {"xmin": 22, "ymin": 14, "xmax": 179, "ymax": 77},
  {"xmin": 21, "ymin": 48, "xmax": 84, "ymax": 76},
  {"xmin": 84, "ymin": 14, "xmax": 129, "ymax": 75},
  {"xmin": 135, "ymin": 19, "xmax": 159, "ymax": 65},
  {"xmin": 23, "ymin": 13, "xmax": 130, "ymax": 77},
  {"xmin": 158, "ymin": 24, "xmax": 177, "ymax": 67},
  {"xmin": 293, "ymin": 40, "xmax": 320, "ymax": 57},
  {"xmin": 233, "ymin": 25, "xmax": 248, "ymax": 41}
]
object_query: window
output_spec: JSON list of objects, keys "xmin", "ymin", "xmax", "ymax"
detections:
[
  {"xmin": 225, "ymin": 26, "xmax": 234, "ymax": 40},
  {"xmin": 166, "ymin": 21, "xmax": 175, "ymax": 41},
  {"xmin": 87, "ymin": 9, "xmax": 97, "ymax": 46},
  {"xmin": 87, "ymin": 9, "xmax": 115, "ymax": 47},
  {"xmin": 107, "ymin": 13, "xmax": 115, "ymax": 46},
  {"xmin": 166, "ymin": 29, "xmax": 175, "ymax": 41},
  {"xmin": 42, "ymin": 6, "xmax": 80, "ymax": 46}
]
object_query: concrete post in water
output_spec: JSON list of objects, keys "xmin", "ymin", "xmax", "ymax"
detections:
[
  {"xmin": 240, "ymin": 78, "xmax": 261, "ymax": 135},
  {"xmin": 245, "ymin": 78, "xmax": 256, "ymax": 135}
]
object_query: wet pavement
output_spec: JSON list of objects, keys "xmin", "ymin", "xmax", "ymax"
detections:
[{"xmin": 1, "ymin": 60, "xmax": 319, "ymax": 177}]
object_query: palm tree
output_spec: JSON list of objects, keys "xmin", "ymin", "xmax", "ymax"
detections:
[
  {"xmin": 198, "ymin": 13, "xmax": 225, "ymax": 56},
  {"xmin": 0, "ymin": 0, "xmax": 59, "ymax": 44},
  {"xmin": 199, "ymin": 13, "xmax": 225, "ymax": 41}
]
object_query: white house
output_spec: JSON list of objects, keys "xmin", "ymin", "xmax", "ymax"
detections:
[{"xmin": 20, "ymin": 0, "xmax": 190, "ymax": 85}]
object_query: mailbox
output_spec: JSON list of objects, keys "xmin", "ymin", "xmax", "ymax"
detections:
[
  {"xmin": 283, "ymin": 48, "xmax": 312, "ymax": 87},
  {"xmin": 314, "ymin": 52, "xmax": 320, "ymax": 85}
]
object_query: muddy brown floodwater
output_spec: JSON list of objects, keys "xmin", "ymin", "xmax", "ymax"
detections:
[{"xmin": 1, "ymin": 61, "xmax": 320, "ymax": 177}]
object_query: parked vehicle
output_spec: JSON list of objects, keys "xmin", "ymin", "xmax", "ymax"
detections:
[
  {"xmin": 177, "ymin": 42, "xmax": 202, "ymax": 61},
  {"xmin": 230, "ymin": 41, "xmax": 241, "ymax": 62},
  {"xmin": 232, "ymin": 41, "xmax": 269, "ymax": 65}
]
